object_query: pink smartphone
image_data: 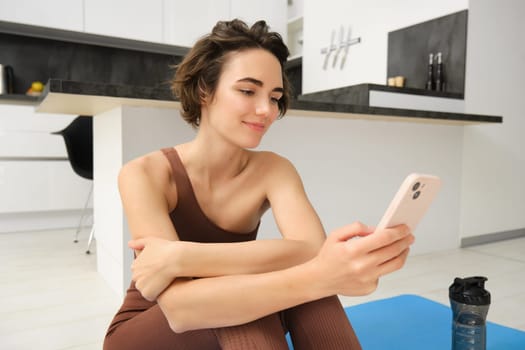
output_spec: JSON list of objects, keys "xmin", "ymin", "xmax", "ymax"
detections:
[{"xmin": 376, "ymin": 173, "xmax": 441, "ymax": 231}]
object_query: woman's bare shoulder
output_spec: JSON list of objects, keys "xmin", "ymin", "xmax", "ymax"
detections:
[
  {"xmin": 250, "ymin": 151, "xmax": 301, "ymax": 184},
  {"xmin": 121, "ymin": 150, "xmax": 170, "ymax": 177},
  {"xmin": 118, "ymin": 150, "xmax": 181, "ymax": 240},
  {"xmin": 251, "ymin": 150, "xmax": 289, "ymax": 165},
  {"xmin": 118, "ymin": 150, "xmax": 174, "ymax": 199}
]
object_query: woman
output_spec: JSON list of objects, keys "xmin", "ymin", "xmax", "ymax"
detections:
[{"xmin": 104, "ymin": 19, "xmax": 413, "ymax": 349}]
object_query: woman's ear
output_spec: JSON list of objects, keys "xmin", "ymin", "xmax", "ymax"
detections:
[
  {"xmin": 198, "ymin": 79, "xmax": 209, "ymax": 106},
  {"xmin": 200, "ymin": 92, "xmax": 209, "ymax": 106}
]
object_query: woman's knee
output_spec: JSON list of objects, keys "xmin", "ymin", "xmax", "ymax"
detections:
[{"xmin": 214, "ymin": 313, "xmax": 288, "ymax": 350}]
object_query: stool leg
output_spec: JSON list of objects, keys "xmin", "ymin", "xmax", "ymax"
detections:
[
  {"xmin": 74, "ymin": 183, "xmax": 93, "ymax": 243},
  {"xmin": 86, "ymin": 225, "xmax": 95, "ymax": 254}
]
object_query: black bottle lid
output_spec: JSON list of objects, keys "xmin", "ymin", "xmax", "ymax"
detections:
[{"xmin": 449, "ymin": 276, "xmax": 491, "ymax": 306}]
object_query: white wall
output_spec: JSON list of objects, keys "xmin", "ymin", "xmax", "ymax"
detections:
[
  {"xmin": 302, "ymin": 0, "xmax": 468, "ymax": 93},
  {"xmin": 258, "ymin": 116, "xmax": 463, "ymax": 255},
  {"xmin": 460, "ymin": 0, "xmax": 525, "ymax": 238}
]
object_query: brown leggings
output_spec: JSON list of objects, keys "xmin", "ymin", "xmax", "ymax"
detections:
[{"xmin": 104, "ymin": 285, "xmax": 361, "ymax": 350}]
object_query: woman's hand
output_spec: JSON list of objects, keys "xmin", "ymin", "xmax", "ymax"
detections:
[
  {"xmin": 128, "ymin": 237, "xmax": 180, "ymax": 301},
  {"xmin": 311, "ymin": 221, "xmax": 414, "ymax": 297}
]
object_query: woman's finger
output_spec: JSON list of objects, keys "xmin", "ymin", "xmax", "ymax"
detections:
[
  {"xmin": 128, "ymin": 238, "xmax": 147, "ymax": 250},
  {"xmin": 376, "ymin": 247, "xmax": 411, "ymax": 277},
  {"xmin": 360, "ymin": 224, "xmax": 412, "ymax": 252},
  {"xmin": 370, "ymin": 233, "xmax": 414, "ymax": 264},
  {"xmin": 330, "ymin": 221, "xmax": 374, "ymax": 242}
]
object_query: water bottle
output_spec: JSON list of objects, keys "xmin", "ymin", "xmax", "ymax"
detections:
[{"xmin": 449, "ymin": 276, "xmax": 491, "ymax": 350}]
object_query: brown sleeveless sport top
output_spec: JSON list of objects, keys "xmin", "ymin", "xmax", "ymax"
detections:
[
  {"xmin": 105, "ymin": 149, "xmax": 259, "ymax": 339},
  {"xmin": 162, "ymin": 147, "xmax": 259, "ymax": 243}
]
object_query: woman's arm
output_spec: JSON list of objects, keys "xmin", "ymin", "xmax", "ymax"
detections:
[
  {"xmin": 122, "ymin": 152, "xmax": 413, "ymax": 332},
  {"xmin": 157, "ymin": 222, "xmax": 412, "ymax": 333},
  {"xmin": 122, "ymin": 152, "xmax": 329, "ymax": 300},
  {"xmin": 131, "ymin": 238, "xmax": 318, "ymax": 276},
  {"xmin": 129, "ymin": 153, "xmax": 326, "ymax": 280}
]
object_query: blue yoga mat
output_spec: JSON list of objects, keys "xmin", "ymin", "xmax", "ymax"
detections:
[{"xmin": 286, "ymin": 294, "xmax": 525, "ymax": 349}]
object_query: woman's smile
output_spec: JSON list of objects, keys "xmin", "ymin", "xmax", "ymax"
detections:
[{"xmin": 242, "ymin": 120, "xmax": 266, "ymax": 132}]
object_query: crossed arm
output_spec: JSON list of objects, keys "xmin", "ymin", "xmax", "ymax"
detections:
[{"xmin": 120, "ymin": 153, "xmax": 413, "ymax": 333}]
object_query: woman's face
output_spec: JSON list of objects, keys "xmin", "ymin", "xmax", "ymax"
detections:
[{"xmin": 201, "ymin": 48, "xmax": 284, "ymax": 149}]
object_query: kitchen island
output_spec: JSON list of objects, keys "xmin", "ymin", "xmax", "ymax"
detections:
[{"xmin": 36, "ymin": 78, "xmax": 502, "ymax": 297}]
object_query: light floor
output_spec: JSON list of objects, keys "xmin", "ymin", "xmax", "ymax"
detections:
[{"xmin": 1, "ymin": 229, "xmax": 524, "ymax": 349}]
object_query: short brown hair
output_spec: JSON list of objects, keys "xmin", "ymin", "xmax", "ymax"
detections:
[{"xmin": 172, "ymin": 19, "xmax": 291, "ymax": 128}]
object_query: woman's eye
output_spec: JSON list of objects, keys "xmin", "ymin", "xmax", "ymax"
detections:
[
  {"xmin": 270, "ymin": 97, "xmax": 280, "ymax": 104},
  {"xmin": 240, "ymin": 89, "xmax": 254, "ymax": 96}
]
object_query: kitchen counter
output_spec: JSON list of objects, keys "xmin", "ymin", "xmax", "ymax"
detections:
[
  {"xmin": 298, "ymin": 83, "xmax": 471, "ymax": 118},
  {"xmin": 31, "ymin": 78, "xmax": 503, "ymax": 297},
  {"xmin": 36, "ymin": 79, "xmax": 178, "ymax": 115},
  {"xmin": 0, "ymin": 93, "xmax": 40, "ymax": 106},
  {"xmin": 36, "ymin": 79, "xmax": 502, "ymax": 125},
  {"xmin": 299, "ymin": 83, "xmax": 464, "ymax": 103}
]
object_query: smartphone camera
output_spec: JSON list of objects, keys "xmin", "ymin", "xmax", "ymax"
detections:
[{"xmin": 412, "ymin": 182, "xmax": 421, "ymax": 200}]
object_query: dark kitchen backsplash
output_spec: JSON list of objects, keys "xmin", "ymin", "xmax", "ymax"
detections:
[
  {"xmin": 0, "ymin": 21, "xmax": 303, "ymax": 98},
  {"xmin": 0, "ymin": 32, "xmax": 184, "ymax": 95},
  {"xmin": 387, "ymin": 10, "xmax": 468, "ymax": 94},
  {"xmin": 285, "ymin": 56, "xmax": 302, "ymax": 98}
]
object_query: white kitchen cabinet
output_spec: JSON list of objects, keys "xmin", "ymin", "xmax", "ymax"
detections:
[
  {"xmin": 0, "ymin": 160, "xmax": 91, "ymax": 213},
  {"xmin": 1, "ymin": 0, "xmax": 287, "ymax": 48},
  {"xmin": 230, "ymin": 0, "xmax": 287, "ymax": 37},
  {"xmin": 163, "ymin": 0, "xmax": 230, "ymax": 47},
  {"xmin": 0, "ymin": 105, "xmax": 75, "ymax": 157},
  {"xmin": 0, "ymin": 157, "xmax": 93, "ymax": 233},
  {"xmin": 0, "ymin": 0, "xmax": 84, "ymax": 31},
  {"xmin": 84, "ymin": 0, "xmax": 164, "ymax": 43},
  {"xmin": 163, "ymin": 0, "xmax": 287, "ymax": 47},
  {"xmin": 0, "ymin": 105, "xmax": 92, "ymax": 232},
  {"xmin": 287, "ymin": 15, "xmax": 303, "ymax": 59},
  {"xmin": 287, "ymin": 0, "xmax": 304, "ymax": 59},
  {"xmin": 0, "ymin": 0, "xmax": 164, "ymax": 43}
]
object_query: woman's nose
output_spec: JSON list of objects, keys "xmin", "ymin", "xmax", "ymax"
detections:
[{"xmin": 255, "ymin": 99, "xmax": 271, "ymax": 117}]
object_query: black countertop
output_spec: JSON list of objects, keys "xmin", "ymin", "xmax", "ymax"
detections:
[
  {"xmin": 0, "ymin": 93, "xmax": 40, "ymax": 106},
  {"xmin": 44, "ymin": 79, "xmax": 174, "ymax": 101},
  {"xmin": 289, "ymin": 99, "xmax": 501, "ymax": 124},
  {"xmin": 299, "ymin": 83, "xmax": 464, "ymax": 105},
  {"xmin": 33, "ymin": 79, "xmax": 502, "ymax": 125}
]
